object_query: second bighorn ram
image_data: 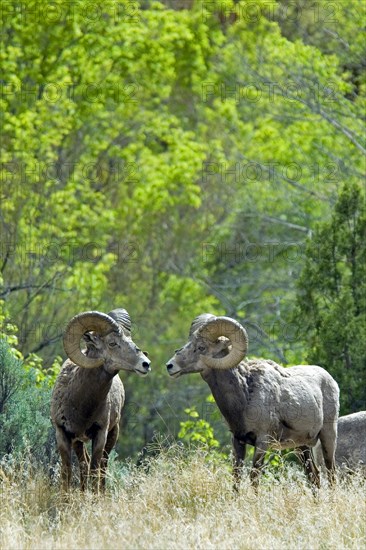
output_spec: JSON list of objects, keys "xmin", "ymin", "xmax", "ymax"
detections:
[
  {"xmin": 51, "ymin": 308, "xmax": 150, "ymax": 491},
  {"xmin": 166, "ymin": 314, "xmax": 339, "ymax": 490},
  {"xmin": 314, "ymin": 411, "xmax": 366, "ymax": 474}
]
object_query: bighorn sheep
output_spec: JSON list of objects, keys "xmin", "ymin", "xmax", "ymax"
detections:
[
  {"xmin": 51, "ymin": 308, "xmax": 151, "ymax": 491},
  {"xmin": 166, "ymin": 314, "xmax": 339, "ymax": 490},
  {"xmin": 314, "ymin": 411, "xmax": 366, "ymax": 474}
]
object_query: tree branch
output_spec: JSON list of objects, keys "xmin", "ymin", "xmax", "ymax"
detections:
[{"xmin": 0, "ymin": 283, "xmax": 67, "ymax": 297}]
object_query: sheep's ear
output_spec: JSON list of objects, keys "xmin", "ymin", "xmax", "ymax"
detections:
[{"xmin": 83, "ymin": 332, "xmax": 102, "ymax": 351}]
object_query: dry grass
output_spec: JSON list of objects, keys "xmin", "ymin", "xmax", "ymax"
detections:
[{"xmin": 0, "ymin": 447, "xmax": 365, "ymax": 550}]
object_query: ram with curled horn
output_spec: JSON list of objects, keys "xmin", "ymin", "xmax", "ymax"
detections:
[
  {"xmin": 166, "ymin": 314, "xmax": 339, "ymax": 490},
  {"xmin": 51, "ymin": 308, "xmax": 151, "ymax": 492}
]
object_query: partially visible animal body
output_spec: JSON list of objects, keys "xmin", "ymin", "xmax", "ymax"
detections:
[
  {"xmin": 166, "ymin": 314, "xmax": 340, "ymax": 490},
  {"xmin": 314, "ymin": 411, "xmax": 366, "ymax": 474},
  {"xmin": 51, "ymin": 309, "xmax": 151, "ymax": 491}
]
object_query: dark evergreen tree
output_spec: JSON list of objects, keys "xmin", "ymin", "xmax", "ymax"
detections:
[{"xmin": 295, "ymin": 183, "xmax": 366, "ymax": 413}]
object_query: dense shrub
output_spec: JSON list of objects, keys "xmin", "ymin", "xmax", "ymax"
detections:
[{"xmin": 0, "ymin": 338, "xmax": 55, "ymax": 467}]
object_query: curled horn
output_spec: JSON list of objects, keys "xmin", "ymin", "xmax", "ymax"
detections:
[
  {"xmin": 63, "ymin": 311, "xmax": 121, "ymax": 369},
  {"xmin": 107, "ymin": 308, "xmax": 132, "ymax": 335},
  {"xmin": 198, "ymin": 316, "xmax": 248, "ymax": 370}
]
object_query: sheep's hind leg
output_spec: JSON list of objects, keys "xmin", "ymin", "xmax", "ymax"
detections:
[
  {"xmin": 55, "ymin": 427, "xmax": 72, "ymax": 491},
  {"xmin": 91, "ymin": 428, "xmax": 108, "ymax": 493},
  {"xmin": 250, "ymin": 442, "xmax": 268, "ymax": 491},
  {"xmin": 100, "ymin": 424, "xmax": 119, "ymax": 492},
  {"xmin": 319, "ymin": 426, "xmax": 337, "ymax": 486},
  {"xmin": 73, "ymin": 440, "xmax": 90, "ymax": 491},
  {"xmin": 298, "ymin": 446, "xmax": 320, "ymax": 489}
]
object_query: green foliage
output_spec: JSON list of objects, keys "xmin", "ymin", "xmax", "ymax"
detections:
[
  {"xmin": 0, "ymin": 295, "xmax": 61, "ymax": 387},
  {"xmin": 178, "ymin": 406, "xmax": 219, "ymax": 448},
  {"xmin": 0, "ymin": 286, "xmax": 19, "ymax": 349},
  {"xmin": 294, "ymin": 183, "xmax": 366, "ymax": 413},
  {"xmin": 0, "ymin": 337, "xmax": 21, "ymax": 414},
  {"xmin": 0, "ymin": 338, "xmax": 53, "ymax": 464},
  {"xmin": 23, "ymin": 353, "xmax": 61, "ymax": 388},
  {"xmin": 178, "ymin": 399, "xmax": 228, "ymax": 460}
]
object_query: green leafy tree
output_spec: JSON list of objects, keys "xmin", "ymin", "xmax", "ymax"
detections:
[
  {"xmin": 196, "ymin": 0, "xmax": 365, "ymax": 364},
  {"xmin": 294, "ymin": 183, "xmax": 366, "ymax": 413}
]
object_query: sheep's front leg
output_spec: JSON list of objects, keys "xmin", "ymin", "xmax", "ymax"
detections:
[
  {"xmin": 91, "ymin": 428, "xmax": 108, "ymax": 493},
  {"xmin": 250, "ymin": 441, "xmax": 268, "ymax": 490},
  {"xmin": 55, "ymin": 427, "xmax": 72, "ymax": 491},
  {"xmin": 232, "ymin": 436, "xmax": 246, "ymax": 492}
]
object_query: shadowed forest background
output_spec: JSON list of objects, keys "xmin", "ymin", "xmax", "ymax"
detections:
[{"xmin": 0, "ymin": 0, "xmax": 365, "ymax": 463}]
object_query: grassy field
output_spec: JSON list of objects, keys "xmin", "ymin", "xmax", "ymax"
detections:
[{"xmin": 0, "ymin": 447, "xmax": 365, "ymax": 550}]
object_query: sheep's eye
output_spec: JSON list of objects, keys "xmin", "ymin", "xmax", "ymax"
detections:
[
  {"xmin": 109, "ymin": 342, "xmax": 118, "ymax": 348},
  {"xmin": 198, "ymin": 345, "xmax": 206, "ymax": 352}
]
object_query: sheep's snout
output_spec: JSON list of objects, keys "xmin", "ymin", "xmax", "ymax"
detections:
[
  {"xmin": 135, "ymin": 355, "xmax": 151, "ymax": 376},
  {"xmin": 166, "ymin": 359, "xmax": 181, "ymax": 377}
]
